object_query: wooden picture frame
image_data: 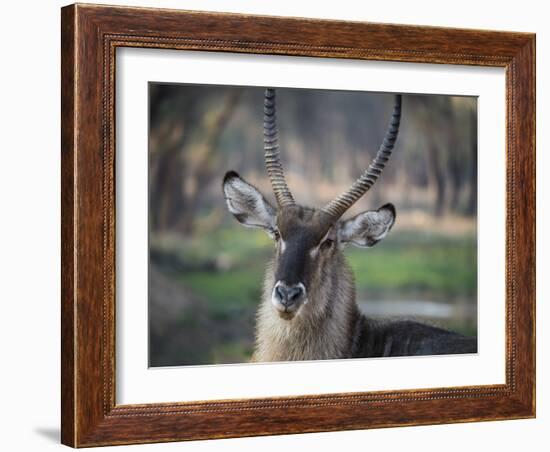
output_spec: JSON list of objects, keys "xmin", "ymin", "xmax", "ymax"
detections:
[{"xmin": 61, "ymin": 3, "xmax": 535, "ymax": 447}]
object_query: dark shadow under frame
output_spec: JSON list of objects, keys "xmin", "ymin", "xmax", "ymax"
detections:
[{"xmin": 61, "ymin": 3, "xmax": 535, "ymax": 447}]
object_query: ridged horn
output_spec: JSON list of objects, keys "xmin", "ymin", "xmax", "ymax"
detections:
[
  {"xmin": 264, "ymin": 88, "xmax": 295, "ymax": 208},
  {"xmin": 322, "ymin": 94, "xmax": 402, "ymax": 219}
]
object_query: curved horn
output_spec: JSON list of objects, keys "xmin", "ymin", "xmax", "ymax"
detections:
[
  {"xmin": 322, "ymin": 94, "xmax": 402, "ymax": 219},
  {"xmin": 264, "ymin": 88, "xmax": 295, "ymax": 208}
]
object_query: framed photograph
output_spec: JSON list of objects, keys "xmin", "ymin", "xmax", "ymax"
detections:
[{"xmin": 61, "ymin": 3, "xmax": 535, "ymax": 447}]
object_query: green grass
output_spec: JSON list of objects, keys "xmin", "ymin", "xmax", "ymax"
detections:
[
  {"xmin": 346, "ymin": 231, "xmax": 477, "ymax": 296},
  {"xmin": 178, "ymin": 225, "xmax": 273, "ymax": 266},
  {"xmin": 180, "ymin": 267, "xmax": 265, "ymax": 311}
]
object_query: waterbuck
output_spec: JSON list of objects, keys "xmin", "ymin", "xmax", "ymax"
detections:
[{"xmin": 222, "ymin": 89, "xmax": 477, "ymax": 362}]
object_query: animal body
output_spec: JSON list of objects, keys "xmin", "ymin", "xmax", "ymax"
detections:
[{"xmin": 222, "ymin": 88, "xmax": 477, "ymax": 362}]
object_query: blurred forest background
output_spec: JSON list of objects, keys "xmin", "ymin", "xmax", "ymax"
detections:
[{"xmin": 148, "ymin": 83, "xmax": 478, "ymax": 367}]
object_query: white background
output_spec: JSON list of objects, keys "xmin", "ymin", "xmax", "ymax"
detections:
[{"xmin": 0, "ymin": 1, "xmax": 546, "ymax": 451}]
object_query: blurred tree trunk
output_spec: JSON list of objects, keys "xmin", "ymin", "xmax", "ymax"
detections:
[
  {"xmin": 448, "ymin": 154, "xmax": 462, "ymax": 211},
  {"xmin": 178, "ymin": 90, "xmax": 242, "ymax": 234},
  {"xmin": 149, "ymin": 87, "xmax": 241, "ymax": 234},
  {"xmin": 465, "ymin": 109, "xmax": 478, "ymax": 216},
  {"xmin": 428, "ymin": 142, "xmax": 446, "ymax": 217},
  {"xmin": 447, "ymin": 107, "xmax": 463, "ymax": 212}
]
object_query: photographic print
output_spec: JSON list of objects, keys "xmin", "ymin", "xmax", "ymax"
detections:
[
  {"xmin": 61, "ymin": 5, "xmax": 535, "ymax": 445},
  {"xmin": 148, "ymin": 84, "xmax": 478, "ymax": 367}
]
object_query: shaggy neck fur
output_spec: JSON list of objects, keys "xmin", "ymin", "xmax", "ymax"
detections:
[{"xmin": 253, "ymin": 252, "xmax": 360, "ymax": 362}]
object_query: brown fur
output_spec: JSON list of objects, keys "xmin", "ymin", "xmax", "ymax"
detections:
[{"xmin": 253, "ymin": 208, "xmax": 360, "ymax": 362}]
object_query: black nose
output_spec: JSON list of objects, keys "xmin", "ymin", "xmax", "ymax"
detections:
[{"xmin": 275, "ymin": 283, "xmax": 305, "ymax": 307}]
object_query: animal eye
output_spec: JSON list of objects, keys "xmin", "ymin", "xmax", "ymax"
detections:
[
  {"xmin": 272, "ymin": 229, "xmax": 281, "ymax": 241},
  {"xmin": 320, "ymin": 239, "xmax": 334, "ymax": 250}
]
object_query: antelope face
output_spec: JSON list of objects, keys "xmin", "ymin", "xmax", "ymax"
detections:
[
  {"xmin": 267, "ymin": 205, "xmax": 334, "ymax": 319},
  {"xmin": 223, "ymin": 172, "xmax": 396, "ymax": 320},
  {"xmin": 222, "ymin": 87, "xmax": 401, "ymax": 320}
]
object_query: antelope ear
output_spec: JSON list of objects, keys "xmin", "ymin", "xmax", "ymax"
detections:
[
  {"xmin": 338, "ymin": 203, "xmax": 396, "ymax": 248},
  {"xmin": 222, "ymin": 171, "xmax": 277, "ymax": 235}
]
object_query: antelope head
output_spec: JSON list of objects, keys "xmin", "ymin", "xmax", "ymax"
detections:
[{"xmin": 223, "ymin": 89, "xmax": 401, "ymax": 320}]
